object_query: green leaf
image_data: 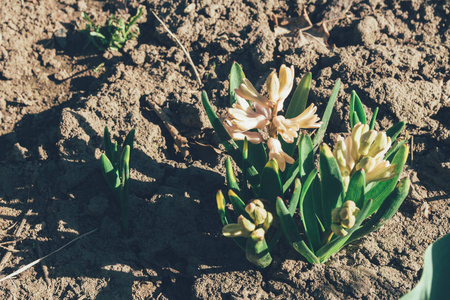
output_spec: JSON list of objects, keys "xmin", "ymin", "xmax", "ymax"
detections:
[
  {"xmin": 369, "ymin": 107, "xmax": 378, "ymax": 130},
  {"xmin": 276, "ymin": 198, "xmax": 320, "ymax": 264},
  {"xmin": 285, "ymin": 72, "xmax": 312, "ymax": 119},
  {"xmin": 241, "ymin": 138, "xmax": 249, "ymax": 203},
  {"xmin": 319, "ymin": 144, "xmax": 345, "ymax": 230},
  {"xmin": 216, "ymin": 190, "xmax": 229, "ymax": 226},
  {"xmin": 288, "ymin": 179, "xmax": 302, "ymax": 216},
  {"xmin": 201, "ymin": 91, "xmax": 261, "ymax": 187},
  {"xmin": 346, "ymin": 177, "xmax": 410, "ymax": 245},
  {"xmin": 316, "ymin": 199, "xmax": 372, "ymax": 263},
  {"xmin": 400, "ymin": 233, "xmax": 450, "ymax": 300},
  {"xmin": 299, "ymin": 169, "xmax": 320, "ymax": 251},
  {"xmin": 236, "ymin": 139, "xmax": 267, "ymax": 174},
  {"xmin": 201, "ymin": 91, "xmax": 233, "ymax": 147},
  {"xmin": 385, "ymin": 138, "xmax": 407, "ymax": 162},
  {"xmin": 245, "ymin": 232, "xmax": 272, "ymax": 268},
  {"xmin": 365, "ymin": 144, "xmax": 409, "ymax": 215},
  {"xmin": 103, "ymin": 126, "xmax": 113, "ymax": 161},
  {"xmin": 313, "ymin": 79, "xmax": 341, "ymax": 150},
  {"xmin": 259, "ymin": 160, "xmax": 282, "ymax": 206},
  {"xmin": 352, "ymin": 111, "xmax": 360, "ymax": 126},
  {"xmin": 345, "ymin": 169, "xmax": 365, "ymax": 209},
  {"xmin": 312, "ymin": 176, "xmax": 324, "ymax": 232},
  {"xmin": 119, "ymin": 145, "xmax": 130, "ymax": 187},
  {"xmin": 125, "ymin": 7, "xmax": 143, "ymax": 34},
  {"xmin": 386, "ymin": 121, "xmax": 405, "ymax": 141},
  {"xmin": 351, "ymin": 91, "xmax": 366, "ymax": 125},
  {"xmin": 225, "ymin": 157, "xmax": 240, "ymax": 194},
  {"xmin": 229, "ymin": 62, "xmax": 245, "ymax": 106},
  {"xmin": 228, "ymin": 190, "xmax": 248, "ymax": 219},
  {"xmin": 123, "ymin": 128, "xmax": 135, "ymax": 152},
  {"xmin": 281, "ymin": 72, "xmax": 312, "ymax": 157},
  {"xmin": 100, "ymin": 154, "xmax": 120, "ymax": 190},
  {"xmin": 298, "ymin": 133, "xmax": 315, "ymax": 184}
]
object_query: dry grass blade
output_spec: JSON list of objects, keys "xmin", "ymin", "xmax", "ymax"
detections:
[
  {"xmin": 151, "ymin": 10, "xmax": 202, "ymax": 85},
  {"xmin": 0, "ymin": 228, "xmax": 98, "ymax": 283}
]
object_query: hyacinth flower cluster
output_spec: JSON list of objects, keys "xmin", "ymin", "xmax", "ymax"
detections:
[
  {"xmin": 223, "ymin": 64, "xmax": 321, "ymax": 171},
  {"xmin": 202, "ymin": 63, "xmax": 410, "ymax": 267}
]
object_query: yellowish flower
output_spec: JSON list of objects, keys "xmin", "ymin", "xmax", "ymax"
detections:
[
  {"xmin": 235, "ymin": 78, "xmax": 271, "ymax": 108},
  {"xmin": 272, "ymin": 103, "xmax": 322, "ymax": 143},
  {"xmin": 332, "ymin": 122, "xmax": 396, "ymax": 188},
  {"xmin": 267, "ymin": 138, "xmax": 295, "ymax": 171},
  {"xmin": 265, "ymin": 65, "xmax": 295, "ymax": 113}
]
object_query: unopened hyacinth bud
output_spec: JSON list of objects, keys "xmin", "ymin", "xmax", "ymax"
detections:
[
  {"xmin": 253, "ymin": 207, "xmax": 268, "ymax": 225},
  {"xmin": 262, "ymin": 211, "xmax": 273, "ymax": 231},
  {"xmin": 359, "ymin": 130, "xmax": 377, "ymax": 156},
  {"xmin": 266, "ymin": 71, "xmax": 280, "ymax": 104},
  {"xmin": 238, "ymin": 215, "xmax": 256, "ymax": 233},
  {"xmin": 351, "ymin": 123, "xmax": 369, "ymax": 161},
  {"xmin": 367, "ymin": 132, "xmax": 391, "ymax": 158},
  {"xmin": 250, "ymin": 228, "xmax": 265, "ymax": 242},
  {"xmin": 331, "ymin": 200, "xmax": 360, "ymax": 237},
  {"xmin": 222, "ymin": 223, "xmax": 245, "ymax": 237}
]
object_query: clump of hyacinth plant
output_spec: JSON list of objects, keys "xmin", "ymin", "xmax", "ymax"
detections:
[
  {"xmin": 202, "ymin": 62, "xmax": 341, "ymax": 267},
  {"xmin": 276, "ymin": 91, "xmax": 410, "ymax": 264}
]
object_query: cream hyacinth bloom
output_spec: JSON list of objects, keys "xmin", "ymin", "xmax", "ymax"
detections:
[
  {"xmin": 224, "ymin": 65, "xmax": 322, "ymax": 170},
  {"xmin": 267, "ymin": 138, "xmax": 295, "ymax": 171},
  {"xmin": 333, "ymin": 122, "xmax": 397, "ymax": 189}
]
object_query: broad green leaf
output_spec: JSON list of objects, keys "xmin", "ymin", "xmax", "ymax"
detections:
[
  {"xmin": 228, "ymin": 190, "xmax": 248, "ymax": 219},
  {"xmin": 216, "ymin": 190, "xmax": 229, "ymax": 226},
  {"xmin": 346, "ymin": 177, "xmax": 410, "ymax": 245},
  {"xmin": 319, "ymin": 144, "xmax": 345, "ymax": 230},
  {"xmin": 229, "ymin": 62, "xmax": 245, "ymax": 106},
  {"xmin": 316, "ymin": 199, "xmax": 372, "ymax": 263},
  {"xmin": 201, "ymin": 91, "xmax": 261, "ymax": 187},
  {"xmin": 365, "ymin": 144, "xmax": 409, "ymax": 215},
  {"xmin": 246, "ymin": 232, "xmax": 272, "ymax": 268},
  {"xmin": 225, "ymin": 157, "xmax": 240, "ymax": 194},
  {"xmin": 299, "ymin": 169, "xmax": 320, "ymax": 251},
  {"xmin": 352, "ymin": 111, "xmax": 360, "ymax": 126},
  {"xmin": 298, "ymin": 133, "xmax": 315, "ymax": 184},
  {"xmin": 282, "ymin": 162, "xmax": 299, "ymax": 193},
  {"xmin": 386, "ymin": 121, "xmax": 405, "ymax": 141},
  {"xmin": 201, "ymin": 91, "xmax": 233, "ymax": 146},
  {"xmin": 103, "ymin": 126, "xmax": 113, "ymax": 161},
  {"xmin": 385, "ymin": 138, "xmax": 408, "ymax": 162},
  {"xmin": 313, "ymin": 79, "xmax": 341, "ymax": 150},
  {"xmin": 241, "ymin": 138, "xmax": 249, "ymax": 203},
  {"xmin": 369, "ymin": 107, "xmax": 378, "ymax": 130},
  {"xmin": 285, "ymin": 72, "xmax": 312, "ymax": 119},
  {"xmin": 123, "ymin": 128, "xmax": 135, "ymax": 152},
  {"xmin": 400, "ymin": 233, "xmax": 450, "ymax": 300},
  {"xmin": 288, "ymin": 179, "xmax": 302, "ymax": 216},
  {"xmin": 312, "ymin": 176, "xmax": 324, "ymax": 232},
  {"xmin": 276, "ymin": 197, "xmax": 320, "ymax": 264},
  {"xmin": 236, "ymin": 139, "xmax": 267, "ymax": 174},
  {"xmin": 100, "ymin": 153, "xmax": 120, "ymax": 190},
  {"xmin": 351, "ymin": 91, "xmax": 366, "ymax": 125},
  {"xmin": 259, "ymin": 160, "xmax": 282, "ymax": 206},
  {"xmin": 281, "ymin": 73, "xmax": 312, "ymax": 157},
  {"xmin": 119, "ymin": 145, "xmax": 130, "ymax": 188},
  {"xmin": 345, "ymin": 169, "xmax": 365, "ymax": 209}
]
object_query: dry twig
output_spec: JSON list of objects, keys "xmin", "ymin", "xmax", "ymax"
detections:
[
  {"xmin": 0, "ymin": 228, "xmax": 98, "ymax": 283},
  {"xmin": 151, "ymin": 10, "xmax": 202, "ymax": 85},
  {"xmin": 146, "ymin": 100, "xmax": 190, "ymax": 160}
]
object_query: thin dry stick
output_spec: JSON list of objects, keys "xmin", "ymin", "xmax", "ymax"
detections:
[
  {"xmin": 35, "ymin": 241, "xmax": 51, "ymax": 288},
  {"xmin": 151, "ymin": 10, "xmax": 202, "ymax": 85},
  {"xmin": 146, "ymin": 100, "xmax": 190, "ymax": 160},
  {"xmin": 0, "ymin": 228, "xmax": 99, "ymax": 283},
  {"xmin": 0, "ymin": 209, "xmax": 33, "ymax": 273}
]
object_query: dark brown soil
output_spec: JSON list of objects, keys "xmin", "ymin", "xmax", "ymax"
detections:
[{"xmin": 0, "ymin": 0, "xmax": 449, "ymax": 299}]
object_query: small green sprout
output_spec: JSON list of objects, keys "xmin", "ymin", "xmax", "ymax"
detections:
[
  {"xmin": 81, "ymin": 7, "xmax": 143, "ymax": 51},
  {"xmin": 203, "ymin": 63, "xmax": 410, "ymax": 267},
  {"xmin": 100, "ymin": 126, "xmax": 135, "ymax": 232}
]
